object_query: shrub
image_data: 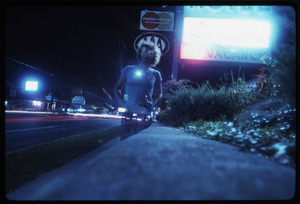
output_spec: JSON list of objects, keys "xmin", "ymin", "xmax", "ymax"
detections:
[
  {"xmin": 157, "ymin": 80, "xmax": 252, "ymax": 127},
  {"xmin": 157, "ymin": 61, "xmax": 291, "ymax": 127},
  {"xmin": 260, "ymin": 51, "xmax": 296, "ymax": 108}
]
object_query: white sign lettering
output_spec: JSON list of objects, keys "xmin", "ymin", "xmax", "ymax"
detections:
[{"xmin": 181, "ymin": 43, "xmax": 269, "ymax": 63}]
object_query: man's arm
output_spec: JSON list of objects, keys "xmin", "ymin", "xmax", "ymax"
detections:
[
  {"xmin": 114, "ymin": 73, "xmax": 126, "ymax": 107},
  {"xmin": 153, "ymin": 77, "xmax": 163, "ymax": 106}
]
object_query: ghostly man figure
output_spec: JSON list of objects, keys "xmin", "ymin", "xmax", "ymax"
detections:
[{"xmin": 114, "ymin": 40, "xmax": 163, "ymax": 140}]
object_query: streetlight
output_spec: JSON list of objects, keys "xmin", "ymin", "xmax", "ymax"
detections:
[{"xmin": 6, "ymin": 56, "xmax": 55, "ymax": 111}]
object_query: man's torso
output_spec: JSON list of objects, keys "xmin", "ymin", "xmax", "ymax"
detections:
[{"xmin": 122, "ymin": 65, "xmax": 161, "ymax": 113}]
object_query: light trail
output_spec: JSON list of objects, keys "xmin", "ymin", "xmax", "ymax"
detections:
[
  {"xmin": 67, "ymin": 112, "xmax": 123, "ymax": 119},
  {"xmin": 5, "ymin": 110, "xmax": 56, "ymax": 114}
]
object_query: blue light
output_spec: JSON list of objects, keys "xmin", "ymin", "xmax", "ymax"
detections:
[
  {"xmin": 118, "ymin": 107, "xmax": 127, "ymax": 112},
  {"xmin": 32, "ymin": 100, "xmax": 42, "ymax": 106},
  {"xmin": 135, "ymin": 70, "xmax": 142, "ymax": 77},
  {"xmin": 25, "ymin": 81, "xmax": 38, "ymax": 91}
]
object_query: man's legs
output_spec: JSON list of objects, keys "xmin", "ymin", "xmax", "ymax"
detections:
[
  {"xmin": 120, "ymin": 112, "xmax": 153, "ymax": 141},
  {"xmin": 120, "ymin": 112, "xmax": 137, "ymax": 141}
]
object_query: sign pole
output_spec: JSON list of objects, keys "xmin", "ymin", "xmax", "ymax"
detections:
[{"xmin": 171, "ymin": 6, "xmax": 183, "ymax": 81}]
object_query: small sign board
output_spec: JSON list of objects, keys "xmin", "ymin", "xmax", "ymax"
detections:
[
  {"xmin": 140, "ymin": 10, "xmax": 174, "ymax": 31},
  {"xmin": 45, "ymin": 95, "xmax": 52, "ymax": 101},
  {"xmin": 72, "ymin": 96, "xmax": 86, "ymax": 105}
]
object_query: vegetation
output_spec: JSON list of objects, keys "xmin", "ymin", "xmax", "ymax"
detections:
[
  {"xmin": 185, "ymin": 119, "xmax": 295, "ymax": 167},
  {"xmin": 157, "ymin": 54, "xmax": 296, "ymax": 168},
  {"xmin": 261, "ymin": 52, "xmax": 296, "ymax": 108},
  {"xmin": 157, "ymin": 67, "xmax": 280, "ymax": 127}
]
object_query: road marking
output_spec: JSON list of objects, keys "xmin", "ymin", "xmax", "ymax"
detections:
[{"xmin": 5, "ymin": 126, "xmax": 58, "ymax": 133}]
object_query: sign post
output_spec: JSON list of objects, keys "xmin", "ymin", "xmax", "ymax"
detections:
[{"xmin": 171, "ymin": 6, "xmax": 183, "ymax": 80}]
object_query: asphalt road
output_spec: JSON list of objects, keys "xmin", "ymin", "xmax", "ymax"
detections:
[{"xmin": 5, "ymin": 112, "xmax": 121, "ymax": 152}]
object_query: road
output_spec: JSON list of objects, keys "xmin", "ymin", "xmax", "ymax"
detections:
[{"xmin": 5, "ymin": 112, "xmax": 121, "ymax": 152}]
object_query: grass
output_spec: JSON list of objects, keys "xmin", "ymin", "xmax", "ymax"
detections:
[
  {"xmin": 185, "ymin": 120, "xmax": 296, "ymax": 168},
  {"xmin": 5, "ymin": 126, "xmax": 121, "ymax": 194}
]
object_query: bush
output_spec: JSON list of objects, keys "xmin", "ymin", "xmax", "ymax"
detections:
[
  {"xmin": 157, "ymin": 79, "xmax": 194, "ymax": 111},
  {"xmin": 260, "ymin": 51, "xmax": 296, "ymax": 108},
  {"xmin": 157, "ymin": 57, "xmax": 293, "ymax": 127},
  {"xmin": 157, "ymin": 80, "xmax": 254, "ymax": 127}
]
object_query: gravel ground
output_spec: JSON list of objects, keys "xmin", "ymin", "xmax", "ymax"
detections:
[{"xmin": 7, "ymin": 123, "xmax": 295, "ymax": 200}]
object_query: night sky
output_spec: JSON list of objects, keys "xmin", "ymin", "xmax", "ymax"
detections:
[
  {"xmin": 5, "ymin": 5, "xmax": 178, "ymax": 106},
  {"xmin": 4, "ymin": 4, "xmax": 297, "ymax": 107}
]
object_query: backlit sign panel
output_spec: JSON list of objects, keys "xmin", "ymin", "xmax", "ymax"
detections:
[
  {"xmin": 181, "ymin": 6, "xmax": 274, "ymax": 63},
  {"xmin": 25, "ymin": 81, "xmax": 38, "ymax": 91}
]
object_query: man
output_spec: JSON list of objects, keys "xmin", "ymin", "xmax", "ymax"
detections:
[{"xmin": 114, "ymin": 40, "xmax": 163, "ymax": 140}]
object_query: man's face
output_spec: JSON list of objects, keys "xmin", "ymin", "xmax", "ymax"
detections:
[{"xmin": 140, "ymin": 47, "xmax": 155, "ymax": 65}]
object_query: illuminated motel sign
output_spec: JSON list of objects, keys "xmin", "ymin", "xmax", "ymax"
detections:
[{"xmin": 180, "ymin": 6, "xmax": 275, "ymax": 63}]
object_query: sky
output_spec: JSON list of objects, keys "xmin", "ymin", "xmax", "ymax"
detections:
[
  {"xmin": 4, "ymin": 4, "xmax": 297, "ymax": 107},
  {"xmin": 5, "ymin": 5, "xmax": 177, "ymax": 106},
  {"xmin": 5, "ymin": 6, "xmax": 136, "ymax": 89}
]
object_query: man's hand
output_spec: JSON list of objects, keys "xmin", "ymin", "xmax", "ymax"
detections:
[
  {"xmin": 114, "ymin": 73, "xmax": 126, "ymax": 106},
  {"xmin": 153, "ymin": 80, "xmax": 163, "ymax": 106}
]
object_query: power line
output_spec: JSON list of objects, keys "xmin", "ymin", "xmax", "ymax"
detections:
[
  {"xmin": 6, "ymin": 56, "xmax": 116, "ymax": 106},
  {"xmin": 6, "ymin": 56, "xmax": 53, "ymax": 76}
]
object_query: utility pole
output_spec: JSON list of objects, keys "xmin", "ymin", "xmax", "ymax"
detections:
[
  {"xmin": 49, "ymin": 73, "xmax": 56, "ymax": 112},
  {"xmin": 9, "ymin": 88, "xmax": 16, "ymax": 110},
  {"xmin": 49, "ymin": 51, "xmax": 62, "ymax": 112},
  {"xmin": 171, "ymin": 6, "xmax": 183, "ymax": 81}
]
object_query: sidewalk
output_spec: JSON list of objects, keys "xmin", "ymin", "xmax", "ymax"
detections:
[{"xmin": 7, "ymin": 123, "xmax": 295, "ymax": 200}]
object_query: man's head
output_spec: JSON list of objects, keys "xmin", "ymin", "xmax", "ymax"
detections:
[{"xmin": 137, "ymin": 41, "xmax": 162, "ymax": 67}]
